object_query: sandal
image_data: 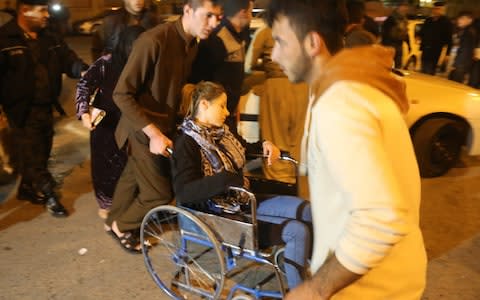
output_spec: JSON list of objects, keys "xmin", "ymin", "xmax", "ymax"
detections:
[{"xmin": 106, "ymin": 229, "xmax": 142, "ymax": 254}]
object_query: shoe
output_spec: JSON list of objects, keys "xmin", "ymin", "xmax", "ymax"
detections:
[
  {"xmin": 45, "ymin": 196, "xmax": 69, "ymax": 217},
  {"xmin": 17, "ymin": 184, "xmax": 48, "ymax": 205},
  {"xmin": 106, "ymin": 229, "xmax": 143, "ymax": 254}
]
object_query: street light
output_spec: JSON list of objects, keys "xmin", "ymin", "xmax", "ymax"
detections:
[{"xmin": 51, "ymin": 3, "xmax": 62, "ymax": 12}]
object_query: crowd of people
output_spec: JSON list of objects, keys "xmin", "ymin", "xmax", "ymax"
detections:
[
  {"xmin": 380, "ymin": 1, "xmax": 480, "ymax": 88},
  {"xmin": 4, "ymin": 0, "xmax": 480, "ymax": 298}
]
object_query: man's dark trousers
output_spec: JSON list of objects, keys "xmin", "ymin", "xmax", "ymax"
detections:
[
  {"xmin": 421, "ymin": 48, "xmax": 443, "ymax": 75},
  {"xmin": 13, "ymin": 106, "xmax": 56, "ymax": 192}
]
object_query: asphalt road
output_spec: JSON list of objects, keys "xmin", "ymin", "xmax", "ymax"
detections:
[{"xmin": 0, "ymin": 36, "xmax": 479, "ymax": 299}]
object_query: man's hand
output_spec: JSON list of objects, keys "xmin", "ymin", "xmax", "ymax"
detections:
[
  {"xmin": 262, "ymin": 140, "xmax": 280, "ymax": 166},
  {"xmin": 80, "ymin": 113, "xmax": 94, "ymax": 130},
  {"xmin": 285, "ymin": 281, "xmax": 326, "ymax": 300},
  {"xmin": 291, "ymin": 255, "xmax": 361, "ymax": 299},
  {"xmin": 149, "ymin": 133, "xmax": 173, "ymax": 157},
  {"xmin": 143, "ymin": 123, "xmax": 173, "ymax": 157}
]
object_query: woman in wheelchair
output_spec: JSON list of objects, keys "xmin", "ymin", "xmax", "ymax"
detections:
[{"xmin": 171, "ymin": 81, "xmax": 312, "ymax": 289}]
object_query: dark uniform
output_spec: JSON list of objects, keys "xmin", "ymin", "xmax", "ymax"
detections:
[
  {"xmin": 419, "ymin": 15, "xmax": 452, "ymax": 75},
  {"xmin": 468, "ymin": 18, "xmax": 480, "ymax": 89},
  {"xmin": 449, "ymin": 22, "xmax": 477, "ymax": 84},
  {"xmin": 0, "ymin": 19, "xmax": 87, "ymax": 216}
]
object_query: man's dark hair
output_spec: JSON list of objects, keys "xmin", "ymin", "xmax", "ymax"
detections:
[
  {"xmin": 184, "ymin": 0, "xmax": 220, "ymax": 10},
  {"xmin": 346, "ymin": 0, "xmax": 366, "ymax": 25},
  {"xmin": 17, "ymin": 0, "xmax": 48, "ymax": 9},
  {"xmin": 457, "ymin": 10, "xmax": 473, "ymax": 19},
  {"xmin": 221, "ymin": 0, "xmax": 251, "ymax": 18},
  {"xmin": 266, "ymin": 0, "xmax": 347, "ymax": 55},
  {"xmin": 433, "ymin": 1, "xmax": 446, "ymax": 7}
]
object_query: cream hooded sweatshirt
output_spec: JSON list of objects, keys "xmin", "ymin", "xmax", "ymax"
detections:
[{"xmin": 303, "ymin": 45, "xmax": 427, "ymax": 299}]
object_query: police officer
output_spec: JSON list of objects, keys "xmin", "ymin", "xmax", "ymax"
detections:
[{"xmin": 0, "ymin": 0, "xmax": 88, "ymax": 217}]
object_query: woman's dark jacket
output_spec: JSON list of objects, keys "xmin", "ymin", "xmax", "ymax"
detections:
[{"xmin": 171, "ymin": 131, "xmax": 262, "ymax": 210}]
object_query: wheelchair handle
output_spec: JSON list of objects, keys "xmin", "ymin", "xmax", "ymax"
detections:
[
  {"xmin": 279, "ymin": 151, "xmax": 298, "ymax": 165},
  {"xmin": 248, "ymin": 150, "xmax": 298, "ymax": 165}
]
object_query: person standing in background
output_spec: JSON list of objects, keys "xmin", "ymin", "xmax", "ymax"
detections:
[
  {"xmin": 381, "ymin": 1, "xmax": 410, "ymax": 68},
  {"xmin": 190, "ymin": 0, "xmax": 254, "ymax": 133},
  {"xmin": 468, "ymin": 17, "xmax": 480, "ymax": 88},
  {"xmin": 345, "ymin": 0, "xmax": 377, "ymax": 47},
  {"xmin": 0, "ymin": 0, "xmax": 88, "ymax": 217},
  {"xmin": 75, "ymin": 26, "xmax": 145, "ymax": 220},
  {"xmin": 419, "ymin": 1, "xmax": 453, "ymax": 75},
  {"xmin": 91, "ymin": 0, "xmax": 157, "ymax": 61},
  {"xmin": 245, "ymin": 24, "xmax": 308, "ymax": 185},
  {"xmin": 449, "ymin": 11, "xmax": 477, "ymax": 84}
]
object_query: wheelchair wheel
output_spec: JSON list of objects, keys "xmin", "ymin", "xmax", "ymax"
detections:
[
  {"xmin": 141, "ymin": 205, "xmax": 226, "ymax": 299},
  {"xmin": 231, "ymin": 295, "xmax": 255, "ymax": 300}
]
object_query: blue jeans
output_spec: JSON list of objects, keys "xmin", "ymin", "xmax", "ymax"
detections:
[{"xmin": 256, "ymin": 195, "xmax": 312, "ymax": 289}]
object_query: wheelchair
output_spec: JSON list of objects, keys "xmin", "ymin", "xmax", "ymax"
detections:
[{"xmin": 140, "ymin": 154, "xmax": 300, "ymax": 300}]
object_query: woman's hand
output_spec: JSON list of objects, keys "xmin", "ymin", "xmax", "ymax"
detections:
[
  {"xmin": 262, "ymin": 140, "xmax": 280, "ymax": 166},
  {"xmin": 81, "ymin": 113, "xmax": 94, "ymax": 131}
]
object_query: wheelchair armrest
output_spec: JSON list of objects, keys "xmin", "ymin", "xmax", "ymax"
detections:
[
  {"xmin": 227, "ymin": 186, "xmax": 256, "ymax": 208},
  {"xmin": 227, "ymin": 186, "xmax": 258, "ymax": 226},
  {"xmin": 246, "ymin": 150, "xmax": 298, "ymax": 165}
]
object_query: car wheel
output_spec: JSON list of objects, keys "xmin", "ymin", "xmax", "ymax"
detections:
[{"xmin": 412, "ymin": 118, "xmax": 466, "ymax": 178}]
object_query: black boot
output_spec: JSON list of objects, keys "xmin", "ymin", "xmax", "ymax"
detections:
[
  {"xmin": 17, "ymin": 183, "xmax": 48, "ymax": 204},
  {"xmin": 45, "ymin": 194, "xmax": 68, "ymax": 217}
]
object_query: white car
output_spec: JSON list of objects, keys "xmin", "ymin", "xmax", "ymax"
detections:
[
  {"xmin": 401, "ymin": 70, "xmax": 480, "ymax": 177},
  {"xmin": 238, "ymin": 70, "xmax": 480, "ymax": 178}
]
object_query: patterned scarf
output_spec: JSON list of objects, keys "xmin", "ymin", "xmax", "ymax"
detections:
[
  {"xmin": 180, "ymin": 118, "xmax": 249, "ymax": 210},
  {"xmin": 180, "ymin": 118, "xmax": 246, "ymax": 175}
]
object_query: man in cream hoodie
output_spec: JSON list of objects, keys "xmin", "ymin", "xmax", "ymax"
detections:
[{"xmin": 266, "ymin": 0, "xmax": 427, "ymax": 299}]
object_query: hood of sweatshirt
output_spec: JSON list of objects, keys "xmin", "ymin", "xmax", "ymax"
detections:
[{"xmin": 311, "ymin": 45, "xmax": 409, "ymax": 114}]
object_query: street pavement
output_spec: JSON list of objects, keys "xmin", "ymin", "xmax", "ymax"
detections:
[{"xmin": 0, "ymin": 36, "xmax": 479, "ymax": 299}]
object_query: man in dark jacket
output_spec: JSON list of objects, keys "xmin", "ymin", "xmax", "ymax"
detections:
[
  {"xmin": 381, "ymin": 1, "xmax": 410, "ymax": 68},
  {"xmin": 0, "ymin": 0, "xmax": 88, "ymax": 217},
  {"xmin": 190, "ymin": 0, "xmax": 254, "ymax": 132},
  {"xmin": 91, "ymin": 0, "xmax": 158, "ymax": 61},
  {"xmin": 468, "ymin": 17, "xmax": 480, "ymax": 88},
  {"xmin": 449, "ymin": 11, "xmax": 477, "ymax": 84},
  {"xmin": 419, "ymin": 1, "xmax": 453, "ymax": 75}
]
